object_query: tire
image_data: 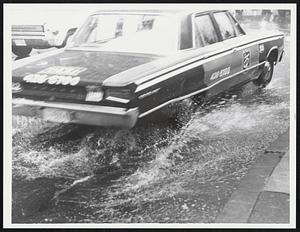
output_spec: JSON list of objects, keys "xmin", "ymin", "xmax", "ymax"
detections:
[
  {"xmin": 12, "ymin": 46, "xmax": 32, "ymax": 58},
  {"xmin": 253, "ymin": 60, "xmax": 274, "ymax": 88}
]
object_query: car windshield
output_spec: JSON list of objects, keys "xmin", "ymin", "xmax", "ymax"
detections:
[{"xmin": 70, "ymin": 13, "xmax": 179, "ymax": 54}]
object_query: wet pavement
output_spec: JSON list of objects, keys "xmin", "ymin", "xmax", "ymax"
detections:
[
  {"xmin": 215, "ymin": 130, "xmax": 290, "ymax": 223},
  {"xmin": 11, "ymin": 20, "xmax": 290, "ymax": 223}
]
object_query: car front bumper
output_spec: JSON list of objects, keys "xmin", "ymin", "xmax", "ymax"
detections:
[{"xmin": 12, "ymin": 98, "xmax": 139, "ymax": 128}]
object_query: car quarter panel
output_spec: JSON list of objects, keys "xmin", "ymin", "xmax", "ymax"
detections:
[{"xmin": 136, "ymin": 65, "xmax": 205, "ymax": 115}]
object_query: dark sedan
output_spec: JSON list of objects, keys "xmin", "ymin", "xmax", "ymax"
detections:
[{"xmin": 12, "ymin": 8, "xmax": 284, "ymax": 128}]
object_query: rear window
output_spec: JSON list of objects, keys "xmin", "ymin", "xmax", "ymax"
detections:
[
  {"xmin": 71, "ymin": 14, "xmax": 179, "ymax": 54},
  {"xmin": 214, "ymin": 12, "xmax": 236, "ymax": 40}
]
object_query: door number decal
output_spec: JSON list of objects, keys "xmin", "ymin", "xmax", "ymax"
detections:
[{"xmin": 242, "ymin": 50, "xmax": 251, "ymax": 69}]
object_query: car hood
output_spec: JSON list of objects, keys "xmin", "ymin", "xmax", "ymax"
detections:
[{"xmin": 12, "ymin": 49, "xmax": 159, "ymax": 86}]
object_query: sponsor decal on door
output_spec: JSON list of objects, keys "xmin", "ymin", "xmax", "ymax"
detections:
[{"xmin": 210, "ymin": 67, "xmax": 231, "ymax": 81}]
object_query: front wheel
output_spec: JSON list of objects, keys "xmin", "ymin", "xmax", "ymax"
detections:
[{"xmin": 253, "ymin": 61, "xmax": 274, "ymax": 88}]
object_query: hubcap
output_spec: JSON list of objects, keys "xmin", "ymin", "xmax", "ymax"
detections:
[
  {"xmin": 263, "ymin": 61, "xmax": 272, "ymax": 82},
  {"xmin": 265, "ymin": 61, "xmax": 271, "ymax": 72}
]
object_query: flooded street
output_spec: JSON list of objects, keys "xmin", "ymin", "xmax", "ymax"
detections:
[{"xmin": 12, "ymin": 21, "xmax": 290, "ymax": 223}]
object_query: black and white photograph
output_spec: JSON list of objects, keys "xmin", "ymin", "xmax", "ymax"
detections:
[{"xmin": 3, "ymin": 3, "xmax": 296, "ymax": 228}]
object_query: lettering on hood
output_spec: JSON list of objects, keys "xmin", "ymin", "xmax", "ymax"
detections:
[{"xmin": 23, "ymin": 66, "xmax": 87, "ymax": 85}]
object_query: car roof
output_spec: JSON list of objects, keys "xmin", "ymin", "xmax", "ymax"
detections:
[{"xmin": 91, "ymin": 7, "xmax": 224, "ymax": 16}]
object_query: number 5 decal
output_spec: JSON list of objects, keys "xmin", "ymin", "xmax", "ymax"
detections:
[{"xmin": 242, "ymin": 49, "xmax": 251, "ymax": 69}]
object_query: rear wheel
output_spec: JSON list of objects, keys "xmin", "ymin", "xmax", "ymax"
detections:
[
  {"xmin": 12, "ymin": 46, "xmax": 32, "ymax": 58},
  {"xmin": 253, "ymin": 60, "xmax": 274, "ymax": 88}
]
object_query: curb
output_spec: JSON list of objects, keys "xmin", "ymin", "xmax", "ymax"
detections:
[{"xmin": 215, "ymin": 129, "xmax": 289, "ymax": 223}]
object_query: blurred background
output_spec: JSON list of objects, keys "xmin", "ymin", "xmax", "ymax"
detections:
[{"xmin": 231, "ymin": 9, "xmax": 290, "ymax": 35}]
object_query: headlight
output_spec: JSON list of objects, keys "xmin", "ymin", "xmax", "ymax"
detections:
[
  {"xmin": 12, "ymin": 82, "xmax": 22, "ymax": 93},
  {"xmin": 85, "ymin": 85, "xmax": 103, "ymax": 102},
  {"xmin": 105, "ymin": 88, "xmax": 132, "ymax": 103}
]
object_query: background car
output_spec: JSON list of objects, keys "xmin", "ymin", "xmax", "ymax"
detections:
[{"xmin": 11, "ymin": 6, "xmax": 95, "ymax": 57}]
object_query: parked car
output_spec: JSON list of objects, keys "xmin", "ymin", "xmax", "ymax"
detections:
[
  {"xmin": 12, "ymin": 24, "xmax": 77, "ymax": 57},
  {"xmin": 12, "ymin": 8, "xmax": 284, "ymax": 128},
  {"xmin": 11, "ymin": 10, "xmax": 90, "ymax": 57}
]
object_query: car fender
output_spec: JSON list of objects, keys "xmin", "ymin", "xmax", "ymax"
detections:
[{"xmin": 266, "ymin": 46, "xmax": 279, "ymax": 63}]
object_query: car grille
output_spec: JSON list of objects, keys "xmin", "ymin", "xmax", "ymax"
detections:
[
  {"xmin": 20, "ymin": 83, "xmax": 87, "ymax": 102},
  {"xmin": 12, "ymin": 25, "xmax": 45, "ymax": 32}
]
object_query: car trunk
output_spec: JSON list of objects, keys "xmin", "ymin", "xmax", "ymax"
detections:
[{"xmin": 12, "ymin": 49, "xmax": 158, "ymax": 103}]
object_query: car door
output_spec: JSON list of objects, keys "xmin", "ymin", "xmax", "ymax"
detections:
[
  {"xmin": 212, "ymin": 11, "xmax": 260, "ymax": 86},
  {"xmin": 193, "ymin": 12, "xmax": 234, "ymax": 97}
]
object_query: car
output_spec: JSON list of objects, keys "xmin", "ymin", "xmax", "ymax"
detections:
[
  {"xmin": 11, "ymin": 9, "xmax": 91, "ymax": 57},
  {"xmin": 12, "ymin": 24, "xmax": 77, "ymax": 57},
  {"xmin": 12, "ymin": 8, "xmax": 284, "ymax": 128}
]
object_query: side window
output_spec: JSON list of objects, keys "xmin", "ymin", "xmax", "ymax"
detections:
[
  {"xmin": 194, "ymin": 14, "xmax": 218, "ymax": 47},
  {"xmin": 214, "ymin": 12, "xmax": 236, "ymax": 40}
]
